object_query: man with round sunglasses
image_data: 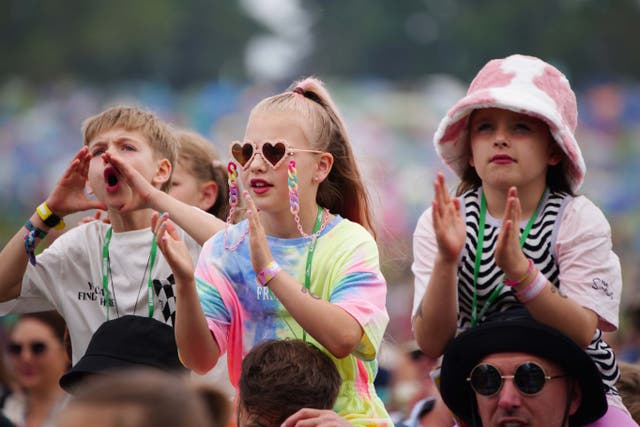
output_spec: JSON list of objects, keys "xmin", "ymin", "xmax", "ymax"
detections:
[{"xmin": 439, "ymin": 311, "xmax": 608, "ymax": 427}]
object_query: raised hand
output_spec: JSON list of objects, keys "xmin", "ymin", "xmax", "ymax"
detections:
[
  {"xmin": 494, "ymin": 187, "xmax": 529, "ymax": 280},
  {"xmin": 152, "ymin": 212, "xmax": 195, "ymax": 284},
  {"xmin": 281, "ymin": 408, "xmax": 355, "ymax": 427},
  {"xmin": 243, "ymin": 191, "xmax": 274, "ymax": 274},
  {"xmin": 78, "ymin": 209, "xmax": 110, "ymax": 225},
  {"xmin": 47, "ymin": 147, "xmax": 107, "ymax": 216},
  {"xmin": 431, "ymin": 172, "xmax": 465, "ymax": 263}
]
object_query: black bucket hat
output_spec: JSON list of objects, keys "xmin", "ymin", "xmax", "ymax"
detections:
[
  {"xmin": 60, "ymin": 315, "xmax": 186, "ymax": 393},
  {"xmin": 440, "ymin": 312, "xmax": 607, "ymax": 427}
]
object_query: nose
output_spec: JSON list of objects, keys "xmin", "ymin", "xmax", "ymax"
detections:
[
  {"xmin": 248, "ymin": 150, "xmax": 268, "ymax": 172},
  {"xmin": 493, "ymin": 125, "xmax": 510, "ymax": 148},
  {"xmin": 496, "ymin": 378, "xmax": 522, "ymax": 410}
]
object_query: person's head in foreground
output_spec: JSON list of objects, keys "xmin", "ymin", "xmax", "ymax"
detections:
[
  {"xmin": 439, "ymin": 310, "xmax": 607, "ymax": 427},
  {"xmin": 55, "ymin": 369, "xmax": 227, "ymax": 427},
  {"xmin": 238, "ymin": 339, "xmax": 342, "ymax": 427}
]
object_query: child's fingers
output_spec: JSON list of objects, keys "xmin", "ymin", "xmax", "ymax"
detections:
[
  {"xmin": 151, "ymin": 212, "xmax": 159, "ymax": 231},
  {"xmin": 243, "ymin": 191, "xmax": 261, "ymax": 231},
  {"xmin": 163, "ymin": 218, "xmax": 181, "ymax": 239}
]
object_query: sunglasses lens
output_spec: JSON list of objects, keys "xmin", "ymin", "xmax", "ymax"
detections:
[
  {"xmin": 514, "ymin": 362, "xmax": 546, "ymax": 395},
  {"xmin": 7, "ymin": 343, "xmax": 21, "ymax": 356},
  {"xmin": 231, "ymin": 142, "xmax": 253, "ymax": 166},
  {"xmin": 31, "ymin": 342, "xmax": 47, "ymax": 355},
  {"xmin": 469, "ymin": 364, "xmax": 502, "ymax": 396},
  {"xmin": 262, "ymin": 142, "xmax": 286, "ymax": 167}
]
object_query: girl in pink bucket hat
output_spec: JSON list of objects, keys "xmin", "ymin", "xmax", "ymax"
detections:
[{"xmin": 411, "ymin": 54, "xmax": 636, "ymax": 426}]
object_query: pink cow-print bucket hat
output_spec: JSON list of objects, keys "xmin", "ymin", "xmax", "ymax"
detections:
[{"xmin": 433, "ymin": 54, "xmax": 586, "ymax": 192}]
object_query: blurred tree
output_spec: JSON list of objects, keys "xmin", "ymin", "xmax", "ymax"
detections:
[
  {"xmin": 305, "ymin": 0, "xmax": 640, "ymax": 85},
  {"xmin": 2, "ymin": 0, "xmax": 640, "ymax": 86},
  {"xmin": 1, "ymin": 0, "xmax": 257, "ymax": 86}
]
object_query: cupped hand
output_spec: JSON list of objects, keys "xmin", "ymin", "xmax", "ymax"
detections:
[
  {"xmin": 494, "ymin": 187, "xmax": 529, "ymax": 279},
  {"xmin": 431, "ymin": 172, "xmax": 465, "ymax": 263},
  {"xmin": 102, "ymin": 152, "xmax": 157, "ymax": 213},
  {"xmin": 152, "ymin": 212, "xmax": 194, "ymax": 284},
  {"xmin": 243, "ymin": 191, "xmax": 274, "ymax": 274},
  {"xmin": 47, "ymin": 147, "xmax": 107, "ymax": 216}
]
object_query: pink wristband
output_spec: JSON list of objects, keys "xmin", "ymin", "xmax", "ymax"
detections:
[
  {"xmin": 503, "ymin": 259, "xmax": 534, "ymax": 287},
  {"xmin": 516, "ymin": 270, "xmax": 547, "ymax": 303},
  {"xmin": 256, "ymin": 261, "xmax": 282, "ymax": 287}
]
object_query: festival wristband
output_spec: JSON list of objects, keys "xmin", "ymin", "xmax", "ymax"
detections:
[
  {"xmin": 503, "ymin": 259, "xmax": 534, "ymax": 287},
  {"xmin": 36, "ymin": 202, "xmax": 65, "ymax": 230},
  {"xmin": 256, "ymin": 261, "xmax": 282, "ymax": 287},
  {"xmin": 24, "ymin": 220, "xmax": 48, "ymax": 266},
  {"xmin": 516, "ymin": 270, "xmax": 547, "ymax": 303}
]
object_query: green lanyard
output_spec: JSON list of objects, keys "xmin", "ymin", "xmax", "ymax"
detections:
[
  {"xmin": 470, "ymin": 191, "xmax": 543, "ymax": 327},
  {"xmin": 301, "ymin": 206, "xmax": 324, "ymax": 342},
  {"xmin": 101, "ymin": 227, "xmax": 159, "ymax": 320}
]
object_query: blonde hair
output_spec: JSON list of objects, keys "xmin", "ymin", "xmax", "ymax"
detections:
[
  {"xmin": 250, "ymin": 77, "xmax": 375, "ymax": 237},
  {"xmin": 82, "ymin": 106, "xmax": 178, "ymax": 192},
  {"xmin": 174, "ymin": 129, "xmax": 229, "ymax": 219}
]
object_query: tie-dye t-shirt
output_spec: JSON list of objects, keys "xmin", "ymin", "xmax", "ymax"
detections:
[{"xmin": 196, "ymin": 215, "xmax": 392, "ymax": 426}]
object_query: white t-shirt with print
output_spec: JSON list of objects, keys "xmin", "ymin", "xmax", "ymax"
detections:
[{"xmin": 0, "ymin": 220, "xmax": 200, "ymax": 364}]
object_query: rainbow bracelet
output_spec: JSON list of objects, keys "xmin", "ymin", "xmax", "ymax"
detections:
[{"xmin": 256, "ymin": 261, "xmax": 282, "ymax": 287}]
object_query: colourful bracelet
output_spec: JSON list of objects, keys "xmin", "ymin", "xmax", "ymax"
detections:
[
  {"xmin": 24, "ymin": 220, "xmax": 47, "ymax": 266},
  {"xmin": 256, "ymin": 261, "xmax": 282, "ymax": 287},
  {"xmin": 503, "ymin": 259, "xmax": 534, "ymax": 287},
  {"xmin": 516, "ymin": 270, "xmax": 547, "ymax": 303}
]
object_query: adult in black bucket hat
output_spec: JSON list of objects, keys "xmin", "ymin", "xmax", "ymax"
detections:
[
  {"xmin": 59, "ymin": 315, "xmax": 187, "ymax": 393},
  {"xmin": 439, "ymin": 310, "xmax": 606, "ymax": 427}
]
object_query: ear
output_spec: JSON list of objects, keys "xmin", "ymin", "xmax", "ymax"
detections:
[
  {"xmin": 198, "ymin": 180, "xmax": 219, "ymax": 212},
  {"xmin": 152, "ymin": 158, "xmax": 172, "ymax": 188},
  {"xmin": 314, "ymin": 152, "xmax": 334, "ymax": 184},
  {"xmin": 547, "ymin": 141, "xmax": 563, "ymax": 166},
  {"xmin": 567, "ymin": 380, "xmax": 582, "ymax": 416}
]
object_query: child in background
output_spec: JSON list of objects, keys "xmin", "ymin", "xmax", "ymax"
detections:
[
  {"xmin": 155, "ymin": 77, "xmax": 392, "ymax": 425},
  {"xmin": 237, "ymin": 339, "xmax": 342, "ymax": 427},
  {"xmin": 170, "ymin": 129, "xmax": 229, "ymax": 220},
  {"xmin": 412, "ymin": 54, "xmax": 635, "ymax": 425},
  {"xmin": 0, "ymin": 106, "xmax": 223, "ymax": 364}
]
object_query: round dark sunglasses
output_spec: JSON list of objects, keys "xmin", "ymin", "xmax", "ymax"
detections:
[
  {"xmin": 7, "ymin": 340, "xmax": 48, "ymax": 357},
  {"xmin": 467, "ymin": 361, "xmax": 565, "ymax": 396},
  {"xmin": 230, "ymin": 140, "xmax": 323, "ymax": 170}
]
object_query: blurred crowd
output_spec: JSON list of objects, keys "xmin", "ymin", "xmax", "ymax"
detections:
[{"xmin": 1, "ymin": 76, "xmax": 640, "ymax": 423}]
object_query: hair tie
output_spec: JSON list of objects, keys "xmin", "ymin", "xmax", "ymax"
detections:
[{"xmin": 292, "ymin": 86, "xmax": 305, "ymax": 95}]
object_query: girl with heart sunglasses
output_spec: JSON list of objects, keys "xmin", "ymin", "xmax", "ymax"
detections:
[{"xmin": 155, "ymin": 77, "xmax": 392, "ymax": 425}]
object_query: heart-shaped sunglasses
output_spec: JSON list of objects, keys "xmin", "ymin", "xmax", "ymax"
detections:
[{"xmin": 230, "ymin": 140, "xmax": 324, "ymax": 170}]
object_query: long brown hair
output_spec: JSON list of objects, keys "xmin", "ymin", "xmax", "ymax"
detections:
[{"xmin": 250, "ymin": 77, "xmax": 376, "ymax": 237}]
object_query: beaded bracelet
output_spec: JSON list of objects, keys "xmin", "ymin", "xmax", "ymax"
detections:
[
  {"xmin": 516, "ymin": 270, "xmax": 547, "ymax": 303},
  {"xmin": 24, "ymin": 220, "xmax": 47, "ymax": 266},
  {"xmin": 503, "ymin": 259, "xmax": 534, "ymax": 287},
  {"xmin": 256, "ymin": 261, "xmax": 282, "ymax": 287}
]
